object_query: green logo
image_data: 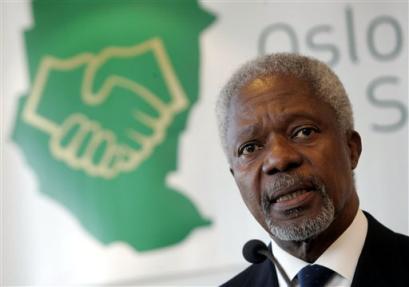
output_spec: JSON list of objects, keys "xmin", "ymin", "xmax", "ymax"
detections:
[{"xmin": 12, "ymin": 0, "xmax": 214, "ymax": 251}]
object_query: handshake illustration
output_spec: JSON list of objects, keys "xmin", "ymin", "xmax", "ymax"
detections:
[{"xmin": 22, "ymin": 38, "xmax": 188, "ymax": 179}]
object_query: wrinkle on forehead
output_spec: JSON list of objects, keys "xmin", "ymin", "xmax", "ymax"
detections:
[
  {"xmin": 230, "ymin": 109, "xmax": 324, "ymax": 144},
  {"xmin": 241, "ymin": 74, "xmax": 312, "ymax": 93},
  {"xmin": 226, "ymin": 75, "xmax": 337, "ymax": 145},
  {"xmin": 232, "ymin": 91, "xmax": 307, "ymax": 128},
  {"xmin": 237, "ymin": 75, "xmax": 314, "ymax": 108},
  {"xmin": 234, "ymin": 91, "xmax": 295, "ymax": 119},
  {"xmin": 242, "ymin": 74, "xmax": 293, "ymax": 93}
]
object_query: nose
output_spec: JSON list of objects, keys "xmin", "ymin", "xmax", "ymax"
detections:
[{"xmin": 262, "ymin": 137, "xmax": 303, "ymax": 175}]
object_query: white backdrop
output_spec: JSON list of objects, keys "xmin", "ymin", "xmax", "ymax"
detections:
[{"xmin": 2, "ymin": 1, "xmax": 408, "ymax": 286}]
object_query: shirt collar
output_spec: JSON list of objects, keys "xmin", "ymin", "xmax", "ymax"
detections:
[{"xmin": 271, "ymin": 209, "xmax": 368, "ymax": 283}]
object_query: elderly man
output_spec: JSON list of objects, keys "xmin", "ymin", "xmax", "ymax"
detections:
[{"xmin": 217, "ymin": 54, "xmax": 409, "ymax": 287}]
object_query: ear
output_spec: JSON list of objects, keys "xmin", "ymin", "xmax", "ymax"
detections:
[
  {"xmin": 229, "ymin": 167, "xmax": 235, "ymax": 176},
  {"xmin": 347, "ymin": 130, "xmax": 362, "ymax": 170}
]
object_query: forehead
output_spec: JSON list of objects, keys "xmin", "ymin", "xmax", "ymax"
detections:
[
  {"xmin": 226, "ymin": 74, "xmax": 338, "ymax": 139},
  {"xmin": 233, "ymin": 75, "xmax": 316, "ymax": 114}
]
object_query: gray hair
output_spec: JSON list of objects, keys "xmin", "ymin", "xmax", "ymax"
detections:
[{"xmin": 216, "ymin": 53, "xmax": 354, "ymax": 154}]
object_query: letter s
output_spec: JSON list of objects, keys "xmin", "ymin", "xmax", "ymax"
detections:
[{"xmin": 367, "ymin": 76, "xmax": 407, "ymax": 132}]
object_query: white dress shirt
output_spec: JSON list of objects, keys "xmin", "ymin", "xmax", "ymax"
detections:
[{"xmin": 271, "ymin": 209, "xmax": 368, "ymax": 287}]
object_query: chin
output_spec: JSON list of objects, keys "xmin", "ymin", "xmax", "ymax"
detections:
[{"xmin": 265, "ymin": 201, "xmax": 335, "ymax": 242}]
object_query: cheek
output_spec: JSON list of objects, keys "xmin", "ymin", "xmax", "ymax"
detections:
[
  {"xmin": 310, "ymin": 135, "xmax": 351, "ymax": 172},
  {"xmin": 325, "ymin": 146, "xmax": 352, "ymax": 182},
  {"xmin": 235, "ymin": 173, "xmax": 268, "ymax": 229},
  {"xmin": 233, "ymin": 160, "xmax": 259, "ymax": 191},
  {"xmin": 235, "ymin": 171, "xmax": 256, "ymax": 201},
  {"xmin": 312, "ymin": 143, "xmax": 353, "ymax": 204},
  {"xmin": 234, "ymin": 169, "xmax": 262, "ymax": 212}
]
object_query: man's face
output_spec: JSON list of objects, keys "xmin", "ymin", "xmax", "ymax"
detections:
[{"xmin": 226, "ymin": 75, "xmax": 361, "ymax": 241}]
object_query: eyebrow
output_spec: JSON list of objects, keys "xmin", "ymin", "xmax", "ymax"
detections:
[
  {"xmin": 278, "ymin": 112, "xmax": 322, "ymax": 124},
  {"xmin": 235, "ymin": 124, "xmax": 260, "ymax": 141},
  {"xmin": 234, "ymin": 111, "xmax": 322, "ymax": 140}
]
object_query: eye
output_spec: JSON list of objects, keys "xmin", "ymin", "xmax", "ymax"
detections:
[
  {"xmin": 292, "ymin": 127, "xmax": 319, "ymax": 140},
  {"xmin": 239, "ymin": 142, "xmax": 263, "ymax": 156}
]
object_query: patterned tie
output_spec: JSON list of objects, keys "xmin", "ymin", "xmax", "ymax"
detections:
[{"xmin": 297, "ymin": 264, "xmax": 335, "ymax": 287}]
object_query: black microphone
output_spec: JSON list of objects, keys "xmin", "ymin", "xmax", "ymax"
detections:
[
  {"xmin": 243, "ymin": 239, "xmax": 269, "ymax": 263},
  {"xmin": 242, "ymin": 239, "xmax": 292, "ymax": 286}
]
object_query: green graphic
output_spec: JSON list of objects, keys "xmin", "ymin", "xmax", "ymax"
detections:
[{"xmin": 12, "ymin": 0, "xmax": 214, "ymax": 251}]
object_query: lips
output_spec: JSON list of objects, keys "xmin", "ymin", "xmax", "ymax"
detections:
[
  {"xmin": 275, "ymin": 189, "xmax": 310, "ymax": 203},
  {"xmin": 270, "ymin": 187, "xmax": 316, "ymax": 211},
  {"xmin": 269, "ymin": 182, "xmax": 314, "ymax": 203},
  {"xmin": 262, "ymin": 174, "xmax": 322, "ymax": 212}
]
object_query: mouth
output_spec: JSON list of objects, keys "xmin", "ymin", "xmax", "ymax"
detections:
[
  {"xmin": 269, "ymin": 186, "xmax": 317, "ymax": 210},
  {"xmin": 262, "ymin": 174, "xmax": 324, "ymax": 215},
  {"xmin": 273, "ymin": 189, "xmax": 312, "ymax": 203}
]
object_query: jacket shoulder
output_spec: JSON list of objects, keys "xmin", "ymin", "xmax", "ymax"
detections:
[
  {"xmin": 352, "ymin": 212, "xmax": 409, "ymax": 287},
  {"xmin": 220, "ymin": 260, "xmax": 278, "ymax": 287}
]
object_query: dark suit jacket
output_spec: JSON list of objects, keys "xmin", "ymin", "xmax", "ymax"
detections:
[{"xmin": 221, "ymin": 212, "xmax": 409, "ymax": 287}]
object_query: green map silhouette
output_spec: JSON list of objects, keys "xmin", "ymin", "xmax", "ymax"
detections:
[{"xmin": 12, "ymin": 0, "xmax": 214, "ymax": 251}]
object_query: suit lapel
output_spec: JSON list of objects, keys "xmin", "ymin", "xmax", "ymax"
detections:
[
  {"xmin": 351, "ymin": 212, "xmax": 396, "ymax": 287},
  {"xmin": 253, "ymin": 259, "xmax": 280, "ymax": 287}
]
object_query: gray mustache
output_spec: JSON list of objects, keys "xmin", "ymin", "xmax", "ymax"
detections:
[{"xmin": 263, "ymin": 174, "xmax": 323, "ymax": 200}]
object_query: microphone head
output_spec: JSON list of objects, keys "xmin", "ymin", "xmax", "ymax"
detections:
[{"xmin": 242, "ymin": 239, "xmax": 268, "ymax": 264}]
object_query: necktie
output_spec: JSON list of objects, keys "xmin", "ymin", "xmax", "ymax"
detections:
[{"xmin": 297, "ymin": 264, "xmax": 335, "ymax": 287}]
